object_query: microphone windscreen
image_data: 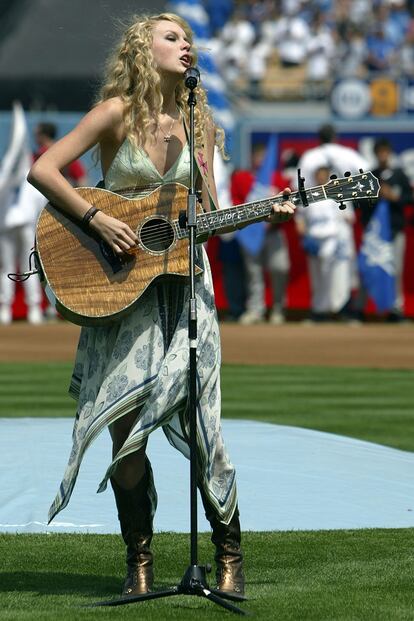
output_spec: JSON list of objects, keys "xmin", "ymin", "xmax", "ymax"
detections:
[{"xmin": 184, "ymin": 67, "xmax": 200, "ymax": 89}]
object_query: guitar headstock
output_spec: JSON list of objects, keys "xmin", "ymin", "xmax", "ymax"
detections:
[{"xmin": 324, "ymin": 171, "xmax": 380, "ymax": 207}]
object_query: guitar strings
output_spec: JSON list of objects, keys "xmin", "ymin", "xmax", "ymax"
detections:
[
  {"xmin": 128, "ymin": 176, "xmax": 371, "ymax": 249},
  {"xmin": 136, "ymin": 200, "xmax": 277, "ymax": 245},
  {"xmin": 137, "ymin": 184, "xmax": 369, "ymax": 246}
]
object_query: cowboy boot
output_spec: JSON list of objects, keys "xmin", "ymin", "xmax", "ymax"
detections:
[
  {"xmin": 110, "ymin": 462, "xmax": 154, "ymax": 597},
  {"xmin": 200, "ymin": 489, "xmax": 245, "ymax": 596}
]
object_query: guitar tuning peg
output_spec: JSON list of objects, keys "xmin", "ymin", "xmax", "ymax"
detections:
[
  {"xmin": 344, "ymin": 171, "xmax": 351, "ymax": 177},
  {"xmin": 359, "ymin": 168, "xmax": 364, "ymax": 173},
  {"xmin": 297, "ymin": 167, "xmax": 309, "ymax": 207},
  {"xmin": 330, "ymin": 174, "xmax": 337, "ymax": 180},
  {"xmin": 338, "ymin": 202, "xmax": 347, "ymax": 210}
]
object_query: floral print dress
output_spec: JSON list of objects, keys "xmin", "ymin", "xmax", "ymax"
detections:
[{"xmin": 48, "ymin": 139, "xmax": 238, "ymax": 526}]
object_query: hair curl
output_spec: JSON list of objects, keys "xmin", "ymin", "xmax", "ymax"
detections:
[{"xmin": 95, "ymin": 12, "xmax": 225, "ymax": 155}]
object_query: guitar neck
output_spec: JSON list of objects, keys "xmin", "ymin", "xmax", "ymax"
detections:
[{"xmin": 175, "ymin": 184, "xmax": 327, "ymax": 240}]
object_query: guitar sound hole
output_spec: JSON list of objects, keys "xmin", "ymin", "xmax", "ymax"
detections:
[{"xmin": 140, "ymin": 217, "xmax": 175, "ymax": 253}]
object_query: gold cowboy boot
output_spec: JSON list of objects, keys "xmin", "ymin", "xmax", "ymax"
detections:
[
  {"xmin": 200, "ymin": 489, "xmax": 245, "ymax": 596},
  {"xmin": 110, "ymin": 461, "xmax": 154, "ymax": 596}
]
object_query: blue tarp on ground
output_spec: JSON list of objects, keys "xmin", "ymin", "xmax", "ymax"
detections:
[{"xmin": 1, "ymin": 418, "xmax": 413, "ymax": 533}]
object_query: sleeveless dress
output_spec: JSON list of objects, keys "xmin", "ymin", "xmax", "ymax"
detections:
[{"xmin": 47, "ymin": 139, "xmax": 238, "ymax": 526}]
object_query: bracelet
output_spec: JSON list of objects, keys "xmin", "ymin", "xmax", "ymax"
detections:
[{"xmin": 82, "ymin": 206, "xmax": 100, "ymax": 227}]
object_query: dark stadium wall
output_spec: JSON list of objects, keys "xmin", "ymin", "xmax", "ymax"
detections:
[{"xmin": 0, "ymin": 0, "xmax": 167, "ymax": 111}]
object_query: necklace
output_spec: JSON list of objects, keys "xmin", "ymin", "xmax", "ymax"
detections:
[{"xmin": 158, "ymin": 110, "xmax": 180, "ymax": 143}]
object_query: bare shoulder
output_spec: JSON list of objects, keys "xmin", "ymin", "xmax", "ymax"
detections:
[
  {"xmin": 86, "ymin": 97, "xmax": 125, "ymax": 139},
  {"xmin": 28, "ymin": 97, "xmax": 127, "ymax": 171},
  {"xmin": 97, "ymin": 97, "xmax": 124, "ymax": 123}
]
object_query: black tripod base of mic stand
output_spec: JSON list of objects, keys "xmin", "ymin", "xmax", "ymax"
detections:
[{"xmin": 90, "ymin": 564, "xmax": 248, "ymax": 615}]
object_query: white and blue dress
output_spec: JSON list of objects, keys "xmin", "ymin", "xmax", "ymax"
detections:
[{"xmin": 48, "ymin": 138, "xmax": 238, "ymax": 526}]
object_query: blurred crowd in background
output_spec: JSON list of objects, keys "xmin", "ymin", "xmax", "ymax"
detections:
[
  {"xmin": 0, "ymin": 0, "xmax": 413, "ymax": 326},
  {"xmin": 2, "ymin": 112, "xmax": 411, "ymax": 327},
  {"xmin": 212, "ymin": 123, "xmax": 413, "ymax": 326},
  {"xmin": 204, "ymin": 0, "xmax": 414, "ymax": 99}
]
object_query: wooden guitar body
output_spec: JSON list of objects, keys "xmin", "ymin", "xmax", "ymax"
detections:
[
  {"xmin": 35, "ymin": 171, "xmax": 379, "ymax": 327},
  {"xmin": 35, "ymin": 183, "xmax": 201, "ymax": 326}
]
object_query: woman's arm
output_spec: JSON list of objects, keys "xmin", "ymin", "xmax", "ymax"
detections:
[
  {"xmin": 28, "ymin": 98, "xmax": 138, "ymax": 255},
  {"xmin": 200, "ymin": 124, "xmax": 295, "ymax": 235},
  {"xmin": 195, "ymin": 119, "xmax": 220, "ymax": 213}
]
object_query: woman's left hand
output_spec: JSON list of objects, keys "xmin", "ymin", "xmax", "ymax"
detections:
[{"xmin": 268, "ymin": 187, "xmax": 296, "ymax": 223}]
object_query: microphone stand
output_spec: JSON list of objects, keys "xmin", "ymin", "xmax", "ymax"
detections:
[{"xmin": 91, "ymin": 68, "xmax": 246, "ymax": 615}]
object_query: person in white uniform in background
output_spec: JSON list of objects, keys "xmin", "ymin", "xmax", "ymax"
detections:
[
  {"xmin": 298, "ymin": 123, "xmax": 368, "ymax": 188},
  {"xmin": 296, "ymin": 124, "xmax": 369, "ymax": 320},
  {"xmin": 0, "ymin": 103, "xmax": 47, "ymax": 325},
  {"xmin": 296, "ymin": 165, "xmax": 356, "ymax": 321}
]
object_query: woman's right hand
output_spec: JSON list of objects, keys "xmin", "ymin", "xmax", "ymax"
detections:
[{"xmin": 89, "ymin": 211, "xmax": 139, "ymax": 256}]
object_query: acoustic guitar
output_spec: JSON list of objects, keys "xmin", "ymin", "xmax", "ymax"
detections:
[{"xmin": 35, "ymin": 171, "xmax": 380, "ymax": 326}]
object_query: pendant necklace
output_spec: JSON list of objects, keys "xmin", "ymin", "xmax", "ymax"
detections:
[{"xmin": 158, "ymin": 110, "xmax": 180, "ymax": 143}]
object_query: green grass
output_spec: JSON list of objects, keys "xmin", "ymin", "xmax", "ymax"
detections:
[
  {"xmin": 1, "ymin": 362, "xmax": 413, "ymax": 451},
  {"xmin": 1, "ymin": 530, "xmax": 414, "ymax": 620},
  {"xmin": 0, "ymin": 363, "xmax": 74, "ymax": 417},
  {"xmin": 221, "ymin": 365, "xmax": 414, "ymax": 452},
  {"xmin": 1, "ymin": 363, "xmax": 414, "ymax": 618}
]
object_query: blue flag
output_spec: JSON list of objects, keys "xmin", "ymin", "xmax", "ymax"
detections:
[
  {"xmin": 237, "ymin": 134, "xmax": 278, "ymax": 256},
  {"xmin": 358, "ymin": 199, "xmax": 396, "ymax": 312}
]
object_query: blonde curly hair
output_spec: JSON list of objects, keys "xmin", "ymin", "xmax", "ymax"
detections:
[{"xmin": 96, "ymin": 12, "xmax": 225, "ymax": 154}]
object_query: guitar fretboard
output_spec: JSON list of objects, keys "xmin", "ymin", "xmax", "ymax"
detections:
[{"xmin": 174, "ymin": 185, "xmax": 326, "ymax": 239}]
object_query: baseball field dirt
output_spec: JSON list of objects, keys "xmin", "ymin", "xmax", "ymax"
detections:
[{"xmin": 0, "ymin": 321, "xmax": 413, "ymax": 368}]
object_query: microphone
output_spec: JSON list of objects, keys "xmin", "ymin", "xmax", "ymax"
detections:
[{"xmin": 184, "ymin": 67, "xmax": 200, "ymax": 90}]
